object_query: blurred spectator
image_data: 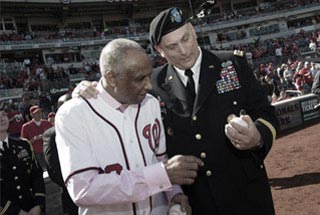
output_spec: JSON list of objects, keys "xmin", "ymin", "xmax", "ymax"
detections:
[
  {"xmin": 310, "ymin": 62, "xmax": 318, "ymax": 78},
  {"xmin": 309, "ymin": 39, "xmax": 317, "ymax": 51},
  {"xmin": 23, "ymin": 57, "xmax": 31, "ymax": 74},
  {"xmin": 300, "ymin": 61, "xmax": 313, "ymax": 92},
  {"xmin": 277, "ymin": 90, "xmax": 290, "ymax": 102},
  {"xmin": 5, "ymin": 102, "xmax": 24, "ymax": 138},
  {"xmin": 47, "ymin": 112, "xmax": 55, "ymax": 125},
  {"xmin": 21, "ymin": 95, "xmax": 38, "ymax": 122},
  {"xmin": 283, "ymin": 64, "xmax": 294, "ymax": 89},
  {"xmin": 21, "ymin": 105, "xmax": 52, "ymax": 171},
  {"xmin": 260, "ymin": 76, "xmax": 274, "ymax": 103}
]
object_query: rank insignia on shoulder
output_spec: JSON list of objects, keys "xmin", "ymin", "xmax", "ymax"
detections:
[{"xmin": 233, "ymin": 50, "xmax": 244, "ymax": 57}]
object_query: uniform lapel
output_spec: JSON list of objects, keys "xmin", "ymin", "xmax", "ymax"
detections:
[
  {"xmin": 163, "ymin": 64, "xmax": 188, "ymax": 103},
  {"xmin": 193, "ymin": 49, "xmax": 222, "ymax": 115}
]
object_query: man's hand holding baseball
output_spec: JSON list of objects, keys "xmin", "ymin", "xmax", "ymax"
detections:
[{"xmin": 225, "ymin": 115, "xmax": 262, "ymax": 150}]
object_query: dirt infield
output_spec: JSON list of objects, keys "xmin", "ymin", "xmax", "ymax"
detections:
[{"xmin": 265, "ymin": 122, "xmax": 320, "ymax": 215}]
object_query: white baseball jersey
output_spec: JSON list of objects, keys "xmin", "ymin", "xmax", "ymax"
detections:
[{"xmin": 55, "ymin": 90, "xmax": 172, "ymax": 215}]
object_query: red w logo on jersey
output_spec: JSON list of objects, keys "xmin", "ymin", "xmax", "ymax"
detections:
[{"xmin": 143, "ymin": 118, "xmax": 161, "ymax": 153}]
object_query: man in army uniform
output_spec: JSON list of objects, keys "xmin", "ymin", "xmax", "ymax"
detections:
[
  {"xmin": 0, "ymin": 102, "xmax": 45, "ymax": 215},
  {"xmin": 149, "ymin": 7, "xmax": 279, "ymax": 215}
]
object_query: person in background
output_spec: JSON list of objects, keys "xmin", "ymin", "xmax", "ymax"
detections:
[
  {"xmin": 5, "ymin": 101, "xmax": 24, "ymax": 138},
  {"xmin": 21, "ymin": 95, "xmax": 38, "ymax": 122},
  {"xmin": 56, "ymin": 38, "xmax": 202, "ymax": 215},
  {"xmin": 47, "ymin": 112, "xmax": 55, "ymax": 125},
  {"xmin": 74, "ymin": 7, "xmax": 279, "ymax": 215},
  {"xmin": 43, "ymin": 93, "xmax": 78, "ymax": 215},
  {"xmin": 0, "ymin": 102, "xmax": 45, "ymax": 215},
  {"xmin": 21, "ymin": 105, "xmax": 52, "ymax": 171}
]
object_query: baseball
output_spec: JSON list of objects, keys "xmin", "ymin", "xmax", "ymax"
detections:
[
  {"xmin": 227, "ymin": 114, "xmax": 248, "ymax": 128},
  {"xmin": 168, "ymin": 204, "xmax": 186, "ymax": 215}
]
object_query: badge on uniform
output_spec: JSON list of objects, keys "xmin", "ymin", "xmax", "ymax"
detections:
[
  {"xmin": 216, "ymin": 61, "xmax": 241, "ymax": 94},
  {"xmin": 17, "ymin": 149, "xmax": 29, "ymax": 159}
]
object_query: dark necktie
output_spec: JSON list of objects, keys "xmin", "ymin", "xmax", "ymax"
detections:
[{"xmin": 185, "ymin": 69, "xmax": 196, "ymax": 108}]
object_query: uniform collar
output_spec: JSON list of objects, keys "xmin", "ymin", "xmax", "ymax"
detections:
[{"xmin": 174, "ymin": 47, "xmax": 202, "ymax": 93}]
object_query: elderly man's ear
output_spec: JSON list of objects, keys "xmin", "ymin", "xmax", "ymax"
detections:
[{"xmin": 105, "ymin": 71, "xmax": 117, "ymax": 88}]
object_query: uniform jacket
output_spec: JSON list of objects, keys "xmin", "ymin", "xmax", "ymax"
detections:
[
  {"xmin": 0, "ymin": 137, "xmax": 45, "ymax": 214},
  {"xmin": 151, "ymin": 48, "xmax": 280, "ymax": 215},
  {"xmin": 43, "ymin": 127, "xmax": 78, "ymax": 214}
]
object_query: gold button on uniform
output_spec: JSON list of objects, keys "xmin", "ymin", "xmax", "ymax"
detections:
[
  {"xmin": 19, "ymin": 195, "xmax": 22, "ymax": 199},
  {"xmin": 192, "ymin": 115, "xmax": 197, "ymax": 121},
  {"xmin": 206, "ymin": 170, "xmax": 212, "ymax": 177},
  {"xmin": 195, "ymin": 134, "xmax": 202, "ymax": 140},
  {"xmin": 167, "ymin": 127, "xmax": 174, "ymax": 136},
  {"xmin": 12, "ymin": 166, "xmax": 17, "ymax": 170},
  {"xmin": 233, "ymin": 101, "xmax": 237, "ymax": 105},
  {"xmin": 16, "ymin": 186, "xmax": 21, "ymax": 190},
  {"xmin": 200, "ymin": 152, "xmax": 206, "ymax": 158},
  {"xmin": 14, "ymin": 176, "xmax": 18, "ymax": 180}
]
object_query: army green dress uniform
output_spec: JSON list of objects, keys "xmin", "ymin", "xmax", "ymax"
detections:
[
  {"xmin": 0, "ymin": 137, "xmax": 45, "ymax": 214},
  {"xmin": 151, "ymin": 48, "xmax": 279, "ymax": 215}
]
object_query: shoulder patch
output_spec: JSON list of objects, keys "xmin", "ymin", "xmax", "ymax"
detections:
[{"xmin": 233, "ymin": 50, "xmax": 244, "ymax": 57}]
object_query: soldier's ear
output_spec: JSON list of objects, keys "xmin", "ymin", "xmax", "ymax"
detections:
[{"xmin": 154, "ymin": 45, "xmax": 166, "ymax": 58}]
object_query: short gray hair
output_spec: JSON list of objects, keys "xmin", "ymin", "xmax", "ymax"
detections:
[{"xmin": 99, "ymin": 38, "xmax": 144, "ymax": 77}]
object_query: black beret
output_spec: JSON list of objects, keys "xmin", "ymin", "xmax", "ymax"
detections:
[{"xmin": 149, "ymin": 7, "xmax": 189, "ymax": 46}]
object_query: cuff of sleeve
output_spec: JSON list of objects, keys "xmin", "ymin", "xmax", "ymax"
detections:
[
  {"xmin": 34, "ymin": 194, "xmax": 46, "ymax": 209},
  {"xmin": 255, "ymin": 118, "xmax": 276, "ymax": 152},
  {"xmin": 165, "ymin": 185, "xmax": 183, "ymax": 202},
  {"xmin": 1, "ymin": 201, "xmax": 20, "ymax": 215},
  {"xmin": 143, "ymin": 162, "xmax": 172, "ymax": 196}
]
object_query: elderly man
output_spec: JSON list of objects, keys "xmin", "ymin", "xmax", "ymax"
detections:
[{"xmin": 56, "ymin": 38, "xmax": 203, "ymax": 215}]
